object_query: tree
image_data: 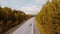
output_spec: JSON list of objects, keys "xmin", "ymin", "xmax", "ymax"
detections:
[
  {"xmin": 0, "ymin": 6, "xmax": 33, "ymax": 34},
  {"xmin": 36, "ymin": 0, "xmax": 60, "ymax": 34}
]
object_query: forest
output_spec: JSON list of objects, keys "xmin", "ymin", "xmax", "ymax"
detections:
[{"xmin": 0, "ymin": 6, "xmax": 33, "ymax": 34}]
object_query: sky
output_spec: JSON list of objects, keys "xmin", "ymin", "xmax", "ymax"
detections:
[{"xmin": 0, "ymin": 0, "xmax": 47, "ymax": 15}]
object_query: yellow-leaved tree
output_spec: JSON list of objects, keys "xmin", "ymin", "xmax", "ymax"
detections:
[{"xmin": 36, "ymin": 0, "xmax": 60, "ymax": 34}]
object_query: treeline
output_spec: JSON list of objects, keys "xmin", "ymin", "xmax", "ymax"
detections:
[{"xmin": 0, "ymin": 7, "xmax": 33, "ymax": 34}]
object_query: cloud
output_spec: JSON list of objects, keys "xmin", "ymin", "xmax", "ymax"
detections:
[
  {"xmin": 35, "ymin": 0, "xmax": 42, "ymax": 4},
  {"xmin": 20, "ymin": 5, "xmax": 40, "ymax": 14},
  {"xmin": 19, "ymin": 0, "xmax": 48, "ymax": 15},
  {"xmin": 35, "ymin": 0, "xmax": 47, "ymax": 4},
  {"xmin": 0, "ymin": 0, "xmax": 48, "ymax": 15}
]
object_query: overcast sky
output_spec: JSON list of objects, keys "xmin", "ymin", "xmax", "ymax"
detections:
[{"xmin": 0, "ymin": 0, "xmax": 47, "ymax": 15}]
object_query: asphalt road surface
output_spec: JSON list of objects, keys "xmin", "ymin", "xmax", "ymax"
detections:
[{"xmin": 5, "ymin": 17, "xmax": 40, "ymax": 34}]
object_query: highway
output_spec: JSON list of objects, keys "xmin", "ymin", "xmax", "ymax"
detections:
[{"xmin": 5, "ymin": 17, "xmax": 40, "ymax": 34}]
